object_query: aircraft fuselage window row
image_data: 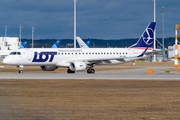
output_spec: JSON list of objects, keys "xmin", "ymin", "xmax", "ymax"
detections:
[
  {"xmin": 10, "ymin": 52, "xmax": 128, "ymax": 56},
  {"xmin": 58, "ymin": 52, "xmax": 128, "ymax": 55}
]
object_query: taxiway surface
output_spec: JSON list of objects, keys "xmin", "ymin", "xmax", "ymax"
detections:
[{"xmin": 1, "ymin": 66, "xmax": 180, "ymax": 80}]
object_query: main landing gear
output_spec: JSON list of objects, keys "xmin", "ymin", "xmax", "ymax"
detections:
[
  {"xmin": 18, "ymin": 65, "xmax": 23, "ymax": 74},
  {"xmin": 67, "ymin": 69, "xmax": 75, "ymax": 73},
  {"xmin": 87, "ymin": 68, "xmax": 95, "ymax": 74}
]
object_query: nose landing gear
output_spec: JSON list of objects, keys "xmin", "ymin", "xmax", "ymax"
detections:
[{"xmin": 18, "ymin": 65, "xmax": 23, "ymax": 74}]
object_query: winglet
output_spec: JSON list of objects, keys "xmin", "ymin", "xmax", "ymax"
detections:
[
  {"xmin": 137, "ymin": 47, "xmax": 148, "ymax": 57},
  {"xmin": 19, "ymin": 42, "xmax": 27, "ymax": 49},
  {"xmin": 51, "ymin": 40, "xmax": 60, "ymax": 48}
]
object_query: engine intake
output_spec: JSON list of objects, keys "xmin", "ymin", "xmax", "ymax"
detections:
[
  {"xmin": 40, "ymin": 66, "xmax": 57, "ymax": 71},
  {"xmin": 69, "ymin": 62, "xmax": 87, "ymax": 71}
]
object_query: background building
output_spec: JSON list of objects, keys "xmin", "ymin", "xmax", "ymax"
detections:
[
  {"xmin": 0, "ymin": 37, "xmax": 20, "ymax": 61},
  {"xmin": 168, "ymin": 45, "xmax": 180, "ymax": 61}
]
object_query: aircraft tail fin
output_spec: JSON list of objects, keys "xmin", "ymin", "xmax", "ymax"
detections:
[
  {"xmin": 86, "ymin": 41, "xmax": 90, "ymax": 46},
  {"xmin": 51, "ymin": 40, "xmax": 60, "ymax": 48},
  {"xmin": 130, "ymin": 22, "xmax": 156, "ymax": 50},
  {"xmin": 76, "ymin": 37, "xmax": 89, "ymax": 48},
  {"xmin": 19, "ymin": 42, "xmax": 27, "ymax": 49}
]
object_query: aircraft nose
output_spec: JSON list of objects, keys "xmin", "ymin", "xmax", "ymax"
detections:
[{"xmin": 3, "ymin": 57, "xmax": 10, "ymax": 64}]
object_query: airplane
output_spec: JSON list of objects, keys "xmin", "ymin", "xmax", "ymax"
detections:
[
  {"xmin": 51, "ymin": 40, "xmax": 60, "ymax": 48},
  {"xmin": 19, "ymin": 42, "xmax": 27, "ymax": 49},
  {"xmin": 51, "ymin": 39, "xmax": 88, "ymax": 48},
  {"xmin": 76, "ymin": 37, "xmax": 90, "ymax": 48},
  {"xmin": 3, "ymin": 22, "xmax": 156, "ymax": 74},
  {"xmin": 0, "ymin": 41, "xmax": 27, "ymax": 56}
]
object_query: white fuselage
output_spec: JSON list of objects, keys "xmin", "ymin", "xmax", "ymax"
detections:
[{"xmin": 3, "ymin": 48, "xmax": 146, "ymax": 67}]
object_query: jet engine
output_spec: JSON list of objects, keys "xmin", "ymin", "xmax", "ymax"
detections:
[
  {"xmin": 69, "ymin": 62, "xmax": 87, "ymax": 71},
  {"xmin": 40, "ymin": 66, "xmax": 57, "ymax": 71}
]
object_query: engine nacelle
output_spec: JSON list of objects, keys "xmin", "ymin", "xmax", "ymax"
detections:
[
  {"xmin": 40, "ymin": 66, "xmax": 57, "ymax": 71},
  {"xmin": 69, "ymin": 62, "xmax": 87, "ymax": 71}
]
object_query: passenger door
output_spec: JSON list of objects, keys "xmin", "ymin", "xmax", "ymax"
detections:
[{"xmin": 27, "ymin": 50, "xmax": 33, "ymax": 61}]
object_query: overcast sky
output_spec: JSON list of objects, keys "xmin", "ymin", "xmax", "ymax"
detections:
[{"xmin": 0, "ymin": 0, "xmax": 179, "ymax": 39}]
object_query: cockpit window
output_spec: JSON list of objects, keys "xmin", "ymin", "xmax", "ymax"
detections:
[
  {"xmin": 10, "ymin": 52, "xmax": 21, "ymax": 55},
  {"xmin": 10, "ymin": 52, "xmax": 16, "ymax": 55},
  {"xmin": 17, "ymin": 52, "xmax": 21, "ymax": 55}
]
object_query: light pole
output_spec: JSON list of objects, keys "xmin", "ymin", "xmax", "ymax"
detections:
[
  {"xmin": 159, "ymin": 7, "xmax": 165, "ymax": 61},
  {"xmin": 19, "ymin": 24, "xmax": 23, "ymax": 46},
  {"xmin": 32, "ymin": 27, "xmax": 35, "ymax": 48},
  {"xmin": 153, "ymin": 0, "xmax": 156, "ymax": 62},
  {"xmin": 74, "ymin": 0, "xmax": 77, "ymax": 48},
  {"xmin": 5, "ymin": 25, "xmax": 9, "ymax": 43}
]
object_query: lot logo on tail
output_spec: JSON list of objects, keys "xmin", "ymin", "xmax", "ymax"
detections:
[
  {"xmin": 130, "ymin": 22, "xmax": 156, "ymax": 49},
  {"xmin": 143, "ymin": 28, "xmax": 154, "ymax": 45},
  {"xmin": 32, "ymin": 52, "xmax": 57, "ymax": 62}
]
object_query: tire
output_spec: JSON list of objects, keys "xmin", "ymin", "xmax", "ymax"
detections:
[
  {"xmin": 87, "ymin": 69, "xmax": 90, "ymax": 73},
  {"xmin": 90, "ymin": 69, "xmax": 95, "ymax": 74},
  {"xmin": 19, "ymin": 70, "xmax": 23, "ymax": 74},
  {"xmin": 67, "ymin": 69, "xmax": 75, "ymax": 73},
  {"xmin": 87, "ymin": 69, "xmax": 95, "ymax": 74}
]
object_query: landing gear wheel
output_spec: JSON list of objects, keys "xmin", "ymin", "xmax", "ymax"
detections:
[
  {"xmin": 87, "ymin": 69, "xmax": 95, "ymax": 74},
  {"xmin": 19, "ymin": 65, "xmax": 24, "ymax": 74},
  {"xmin": 19, "ymin": 70, "xmax": 23, "ymax": 74},
  {"xmin": 87, "ymin": 69, "xmax": 90, "ymax": 73},
  {"xmin": 67, "ymin": 69, "xmax": 75, "ymax": 73}
]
